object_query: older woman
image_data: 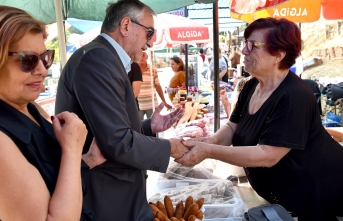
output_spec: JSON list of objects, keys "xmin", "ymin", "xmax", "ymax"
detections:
[
  {"xmin": 168, "ymin": 56, "xmax": 186, "ymax": 101},
  {"xmin": 0, "ymin": 6, "xmax": 105, "ymax": 221},
  {"xmin": 177, "ymin": 18, "xmax": 343, "ymax": 220}
]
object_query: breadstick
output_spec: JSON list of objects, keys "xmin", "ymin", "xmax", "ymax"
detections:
[
  {"xmin": 195, "ymin": 210, "xmax": 204, "ymax": 220},
  {"xmin": 156, "ymin": 210, "xmax": 170, "ymax": 221},
  {"xmin": 184, "ymin": 196, "xmax": 193, "ymax": 215},
  {"xmin": 157, "ymin": 201, "xmax": 168, "ymax": 216},
  {"xmin": 179, "ymin": 219, "xmax": 185, "ymax": 221},
  {"xmin": 183, "ymin": 203, "xmax": 199, "ymax": 221},
  {"xmin": 188, "ymin": 215, "xmax": 197, "ymax": 221},
  {"xmin": 170, "ymin": 218, "xmax": 179, "ymax": 221},
  {"xmin": 164, "ymin": 195, "xmax": 175, "ymax": 218},
  {"xmin": 150, "ymin": 203, "xmax": 160, "ymax": 214},
  {"xmin": 154, "ymin": 218, "xmax": 161, "ymax": 221},
  {"xmin": 195, "ymin": 198, "xmax": 204, "ymax": 209},
  {"xmin": 174, "ymin": 200, "xmax": 184, "ymax": 219}
]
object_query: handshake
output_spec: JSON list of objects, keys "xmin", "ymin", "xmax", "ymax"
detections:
[{"xmin": 169, "ymin": 137, "xmax": 215, "ymax": 167}]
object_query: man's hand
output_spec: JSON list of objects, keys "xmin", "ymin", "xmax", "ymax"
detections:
[
  {"xmin": 82, "ymin": 138, "xmax": 107, "ymax": 169},
  {"xmin": 151, "ymin": 103, "xmax": 184, "ymax": 133},
  {"xmin": 169, "ymin": 138, "xmax": 190, "ymax": 159},
  {"xmin": 175, "ymin": 139, "xmax": 211, "ymax": 167},
  {"xmin": 164, "ymin": 102, "xmax": 173, "ymax": 111}
]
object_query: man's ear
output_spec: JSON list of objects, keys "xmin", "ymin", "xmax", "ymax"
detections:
[{"xmin": 119, "ymin": 17, "xmax": 131, "ymax": 38}]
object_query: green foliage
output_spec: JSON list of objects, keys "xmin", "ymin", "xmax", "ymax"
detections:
[
  {"xmin": 45, "ymin": 30, "xmax": 71, "ymax": 64},
  {"xmin": 219, "ymin": 31, "xmax": 227, "ymax": 36}
]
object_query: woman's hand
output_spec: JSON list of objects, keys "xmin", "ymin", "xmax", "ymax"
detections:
[
  {"xmin": 82, "ymin": 138, "xmax": 107, "ymax": 169},
  {"xmin": 175, "ymin": 140, "xmax": 211, "ymax": 167},
  {"xmin": 182, "ymin": 136, "xmax": 216, "ymax": 144},
  {"xmin": 51, "ymin": 112, "xmax": 87, "ymax": 156}
]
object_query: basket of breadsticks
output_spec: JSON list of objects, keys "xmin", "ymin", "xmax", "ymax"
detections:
[
  {"xmin": 149, "ymin": 195, "xmax": 204, "ymax": 221},
  {"xmin": 148, "ymin": 179, "xmax": 247, "ymax": 220}
]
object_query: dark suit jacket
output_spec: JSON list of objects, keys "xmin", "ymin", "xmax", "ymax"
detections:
[{"xmin": 55, "ymin": 35, "xmax": 171, "ymax": 221}]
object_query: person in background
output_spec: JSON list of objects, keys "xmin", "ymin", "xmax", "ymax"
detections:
[
  {"xmin": 167, "ymin": 56, "xmax": 186, "ymax": 102},
  {"xmin": 0, "ymin": 6, "xmax": 105, "ymax": 221},
  {"xmin": 209, "ymin": 48, "xmax": 228, "ymax": 82},
  {"xmin": 177, "ymin": 17, "xmax": 343, "ymax": 220},
  {"xmin": 138, "ymin": 52, "xmax": 172, "ymax": 121},
  {"xmin": 199, "ymin": 48, "xmax": 205, "ymax": 62},
  {"xmin": 128, "ymin": 62, "xmax": 142, "ymax": 98},
  {"xmin": 228, "ymin": 46, "xmax": 241, "ymax": 69},
  {"xmin": 220, "ymin": 77, "xmax": 251, "ymax": 118},
  {"xmin": 55, "ymin": 1, "xmax": 187, "ymax": 220},
  {"xmin": 219, "ymin": 89, "xmax": 231, "ymax": 118},
  {"xmin": 128, "ymin": 61, "xmax": 142, "ymax": 110}
]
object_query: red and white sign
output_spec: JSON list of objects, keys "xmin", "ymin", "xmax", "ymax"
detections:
[
  {"xmin": 77, "ymin": 13, "xmax": 212, "ymax": 50},
  {"xmin": 153, "ymin": 13, "xmax": 212, "ymax": 47},
  {"xmin": 169, "ymin": 27, "xmax": 210, "ymax": 41}
]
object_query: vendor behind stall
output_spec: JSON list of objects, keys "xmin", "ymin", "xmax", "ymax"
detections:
[{"xmin": 177, "ymin": 17, "xmax": 343, "ymax": 220}]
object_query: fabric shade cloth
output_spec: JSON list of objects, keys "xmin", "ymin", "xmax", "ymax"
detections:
[
  {"xmin": 1, "ymin": 0, "xmax": 219, "ymax": 24},
  {"xmin": 230, "ymin": 0, "xmax": 343, "ymax": 23}
]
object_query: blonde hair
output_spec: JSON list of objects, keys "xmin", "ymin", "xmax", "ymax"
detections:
[{"xmin": 0, "ymin": 6, "xmax": 47, "ymax": 68}]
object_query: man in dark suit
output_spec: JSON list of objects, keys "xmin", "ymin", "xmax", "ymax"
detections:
[{"xmin": 55, "ymin": 1, "xmax": 187, "ymax": 220}]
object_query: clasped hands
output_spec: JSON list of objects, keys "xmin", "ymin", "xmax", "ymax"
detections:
[
  {"xmin": 169, "ymin": 136, "xmax": 215, "ymax": 167},
  {"xmin": 149, "ymin": 102, "xmax": 214, "ymax": 167}
]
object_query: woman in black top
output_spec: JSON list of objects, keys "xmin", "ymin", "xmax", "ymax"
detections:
[
  {"xmin": 0, "ymin": 6, "xmax": 105, "ymax": 220},
  {"xmin": 177, "ymin": 18, "xmax": 343, "ymax": 220},
  {"xmin": 128, "ymin": 62, "xmax": 143, "ymax": 98},
  {"xmin": 128, "ymin": 62, "xmax": 143, "ymax": 110}
]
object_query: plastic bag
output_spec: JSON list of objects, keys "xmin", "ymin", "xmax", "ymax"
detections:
[
  {"xmin": 161, "ymin": 161, "xmax": 219, "ymax": 180},
  {"xmin": 175, "ymin": 118, "xmax": 211, "ymax": 138},
  {"xmin": 161, "ymin": 161, "xmax": 194, "ymax": 180},
  {"xmin": 326, "ymin": 82, "xmax": 343, "ymax": 101}
]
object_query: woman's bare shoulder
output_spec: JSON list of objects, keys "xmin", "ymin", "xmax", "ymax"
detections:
[{"xmin": 0, "ymin": 131, "xmax": 50, "ymax": 220}]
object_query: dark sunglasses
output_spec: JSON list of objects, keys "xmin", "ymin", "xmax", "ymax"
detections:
[
  {"xmin": 8, "ymin": 50, "xmax": 55, "ymax": 73},
  {"xmin": 131, "ymin": 20, "xmax": 155, "ymax": 40},
  {"xmin": 243, "ymin": 40, "xmax": 266, "ymax": 52}
]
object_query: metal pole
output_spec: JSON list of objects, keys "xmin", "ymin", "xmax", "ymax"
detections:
[
  {"xmin": 213, "ymin": 2, "xmax": 220, "ymax": 132},
  {"xmin": 185, "ymin": 44, "xmax": 189, "ymax": 90},
  {"xmin": 236, "ymin": 27, "xmax": 239, "ymax": 46},
  {"xmin": 54, "ymin": 0, "xmax": 67, "ymax": 69}
]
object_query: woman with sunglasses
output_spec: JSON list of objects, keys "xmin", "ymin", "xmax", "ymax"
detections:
[
  {"xmin": 167, "ymin": 56, "xmax": 186, "ymax": 102},
  {"xmin": 177, "ymin": 17, "xmax": 343, "ymax": 220},
  {"xmin": 0, "ymin": 6, "xmax": 105, "ymax": 221}
]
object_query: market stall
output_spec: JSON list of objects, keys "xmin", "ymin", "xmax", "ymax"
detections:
[{"xmin": 146, "ymin": 84, "xmax": 271, "ymax": 221}]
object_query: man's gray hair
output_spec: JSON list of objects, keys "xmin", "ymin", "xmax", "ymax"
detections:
[{"xmin": 101, "ymin": 0, "xmax": 155, "ymax": 33}]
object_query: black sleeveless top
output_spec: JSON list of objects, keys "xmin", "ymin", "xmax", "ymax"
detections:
[{"xmin": 0, "ymin": 100, "xmax": 61, "ymax": 195}]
